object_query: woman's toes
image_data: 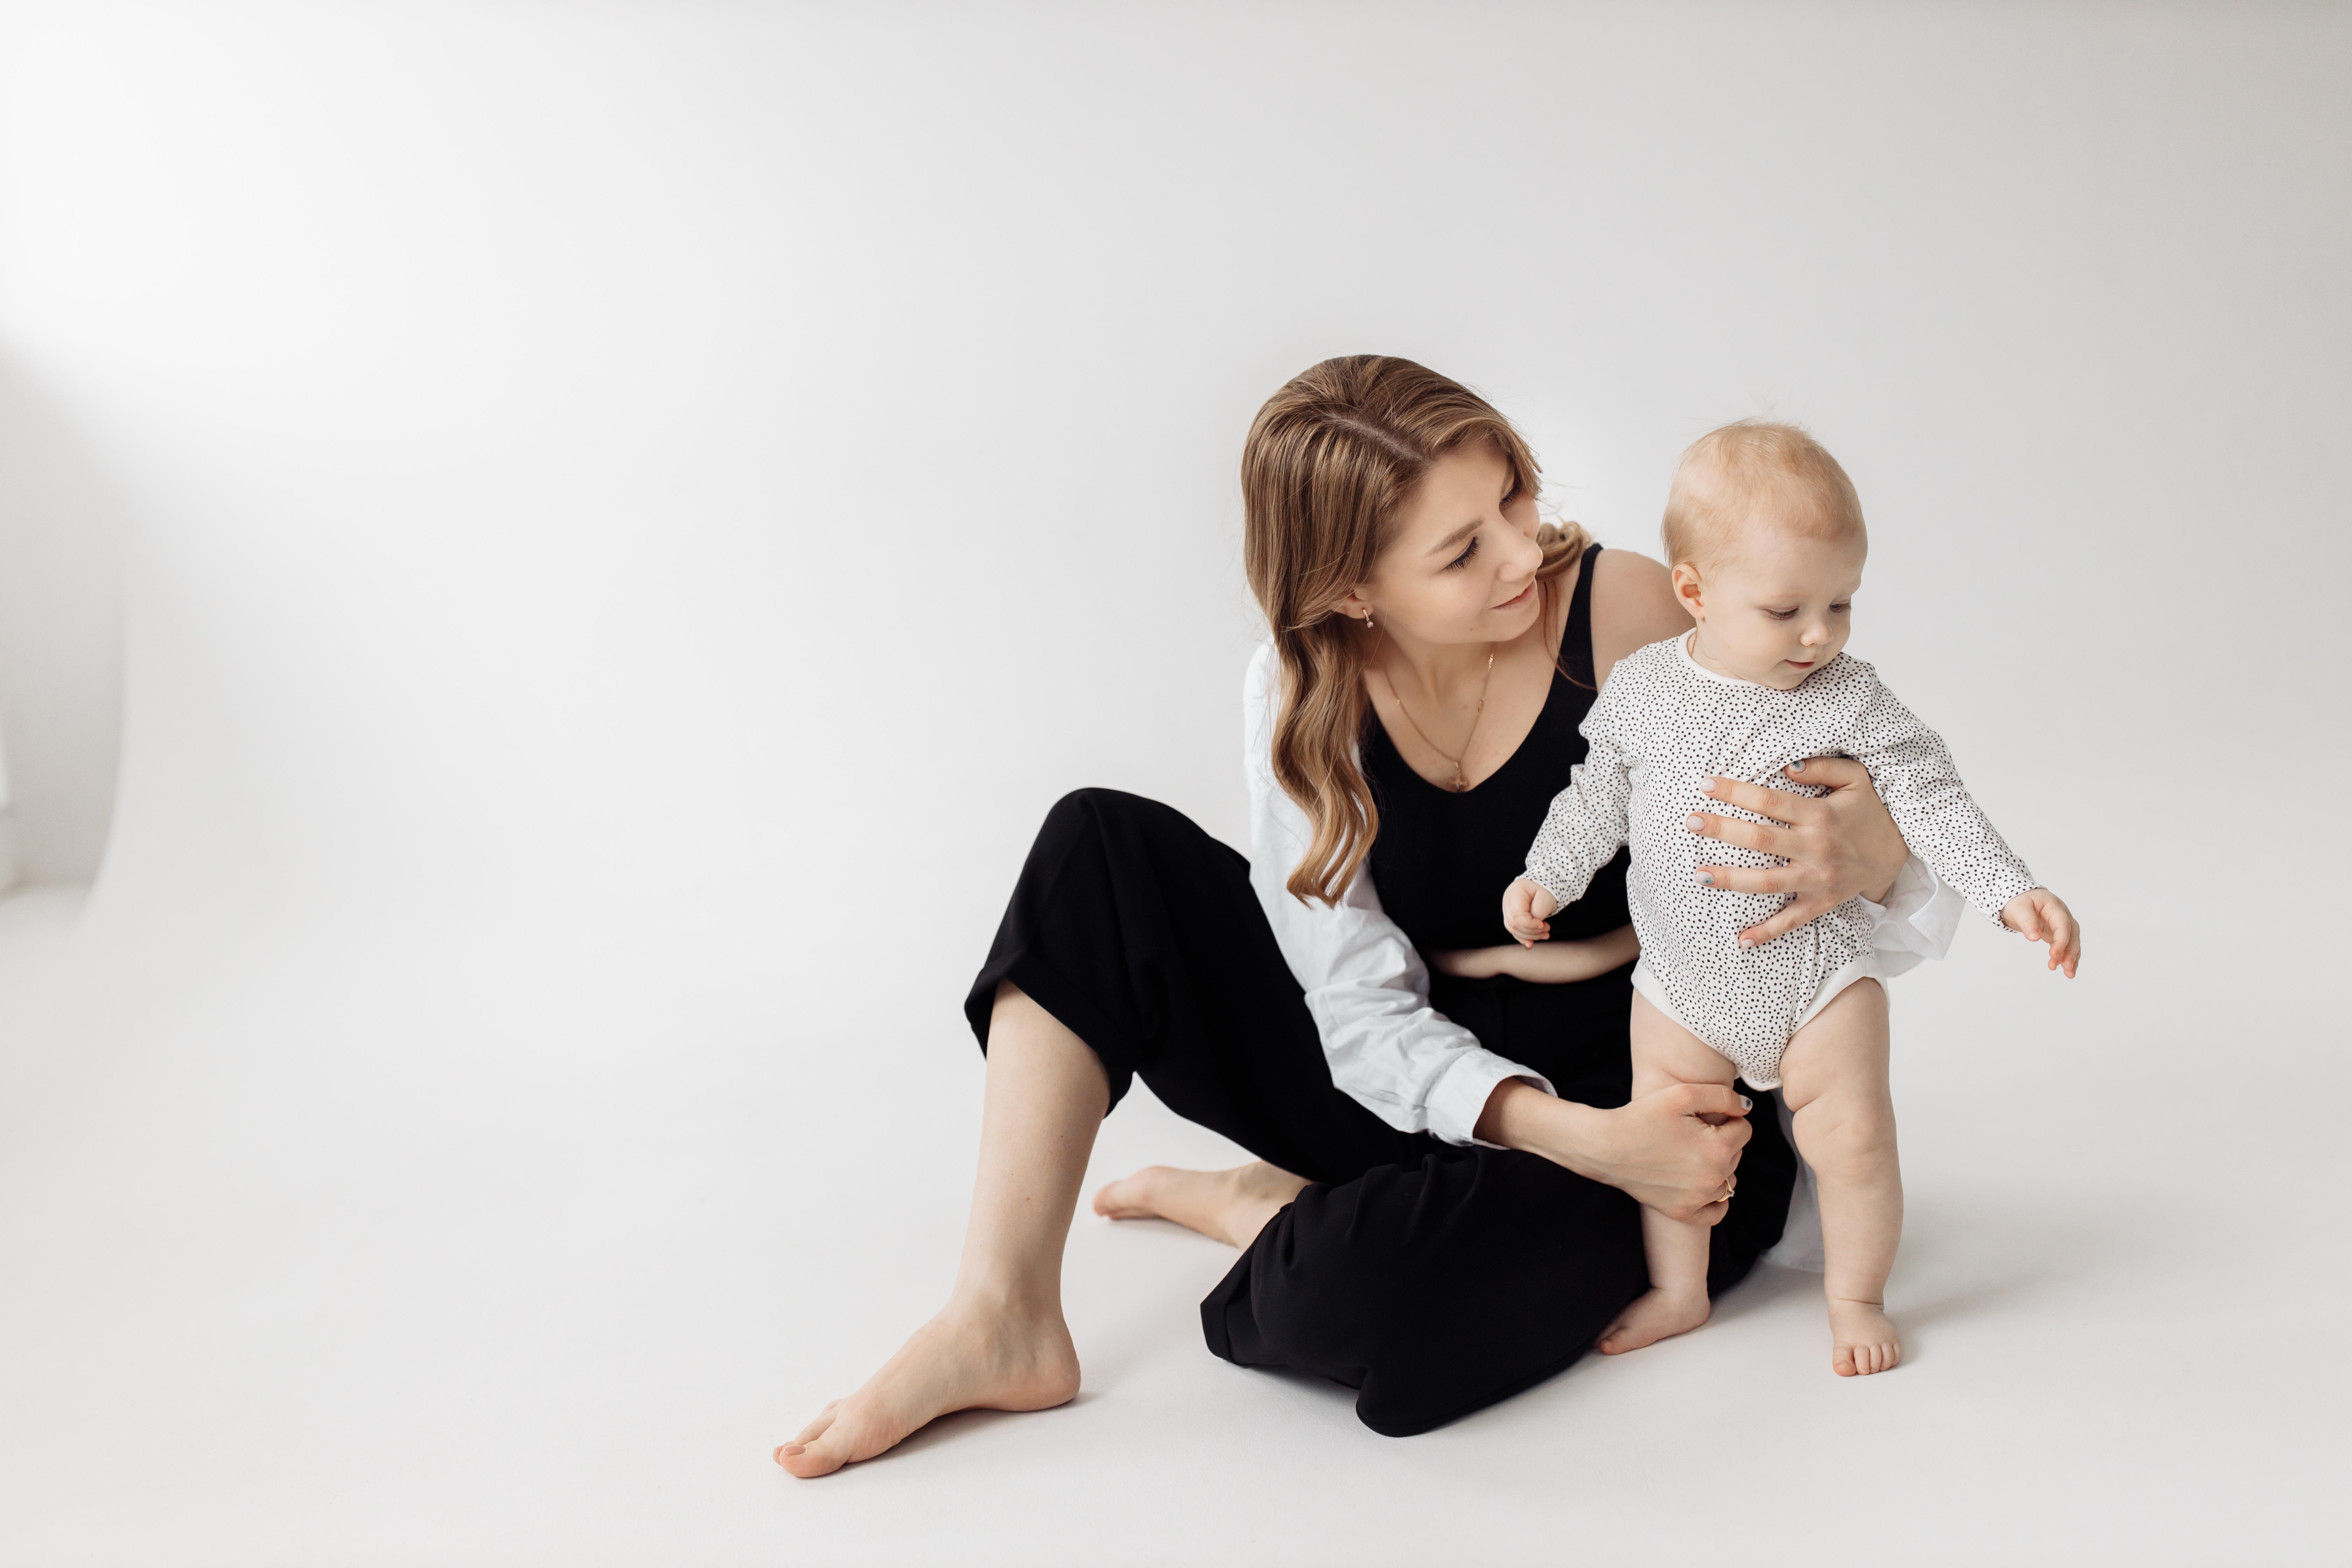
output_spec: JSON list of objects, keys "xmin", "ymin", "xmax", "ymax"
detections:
[
  {"xmin": 786, "ymin": 1400, "xmax": 841, "ymax": 1447},
  {"xmin": 1092, "ymin": 1168, "xmax": 1165, "ymax": 1219},
  {"xmin": 776, "ymin": 1425, "xmax": 855, "ymax": 1478},
  {"xmin": 776, "ymin": 1399, "xmax": 897, "ymax": 1478}
]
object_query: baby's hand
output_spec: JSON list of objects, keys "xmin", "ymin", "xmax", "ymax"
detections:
[
  {"xmin": 1503, "ymin": 877, "xmax": 1561, "ymax": 948},
  {"xmin": 2000, "ymin": 888, "xmax": 2080, "ymax": 978}
]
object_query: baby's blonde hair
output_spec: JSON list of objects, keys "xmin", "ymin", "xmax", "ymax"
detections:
[{"xmin": 1661, "ymin": 420, "xmax": 1866, "ymax": 570}]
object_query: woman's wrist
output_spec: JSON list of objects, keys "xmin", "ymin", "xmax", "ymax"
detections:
[{"xmin": 1472, "ymin": 1078, "xmax": 1613, "ymax": 1178}]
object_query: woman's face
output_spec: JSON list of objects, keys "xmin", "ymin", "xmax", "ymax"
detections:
[{"xmin": 1350, "ymin": 439, "xmax": 1546, "ymax": 647}]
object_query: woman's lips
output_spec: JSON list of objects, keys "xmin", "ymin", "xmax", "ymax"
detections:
[{"xmin": 1497, "ymin": 583, "xmax": 1535, "ymax": 610}]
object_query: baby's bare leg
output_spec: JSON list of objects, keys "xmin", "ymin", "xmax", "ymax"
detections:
[
  {"xmin": 1596, "ymin": 994, "xmax": 1741, "ymax": 1355},
  {"xmin": 1777, "ymin": 979, "xmax": 1902, "ymax": 1377}
]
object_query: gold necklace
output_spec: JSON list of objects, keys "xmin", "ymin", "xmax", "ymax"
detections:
[{"xmin": 1386, "ymin": 645, "xmax": 1498, "ymax": 792}]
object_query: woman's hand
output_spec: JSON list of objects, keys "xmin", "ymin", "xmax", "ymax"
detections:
[
  {"xmin": 1687, "ymin": 756, "xmax": 1910, "ymax": 948},
  {"xmin": 1474, "ymin": 1078, "xmax": 1751, "ymax": 1223},
  {"xmin": 1430, "ymin": 924, "xmax": 1640, "ymax": 984}
]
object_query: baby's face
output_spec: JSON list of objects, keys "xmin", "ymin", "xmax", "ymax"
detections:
[{"xmin": 1682, "ymin": 527, "xmax": 1865, "ymax": 689}]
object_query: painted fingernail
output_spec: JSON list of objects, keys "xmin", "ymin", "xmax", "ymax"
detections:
[
  {"xmin": 1788, "ymin": 759, "xmax": 1805, "ymax": 773},
  {"xmin": 1738, "ymin": 1095, "xmax": 1752, "ymax": 1111},
  {"xmin": 1695, "ymin": 869, "xmax": 1714, "ymax": 885},
  {"xmin": 1685, "ymin": 813, "xmax": 1704, "ymax": 831},
  {"xmin": 1738, "ymin": 937, "xmax": 1754, "ymax": 948},
  {"xmin": 1701, "ymin": 778, "xmax": 1721, "ymax": 795}
]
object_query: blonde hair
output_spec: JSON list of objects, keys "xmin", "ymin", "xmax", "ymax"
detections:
[
  {"xmin": 1661, "ymin": 419, "xmax": 1865, "ymax": 570},
  {"xmin": 1242, "ymin": 356, "xmax": 1591, "ymax": 906}
]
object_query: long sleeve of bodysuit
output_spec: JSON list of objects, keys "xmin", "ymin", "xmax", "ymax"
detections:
[
  {"xmin": 1845, "ymin": 678, "xmax": 2038, "ymax": 924},
  {"xmin": 1521, "ymin": 682, "xmax": 1637, "ymax": 910}
]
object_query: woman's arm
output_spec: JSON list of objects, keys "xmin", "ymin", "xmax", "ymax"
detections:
[
  {"xmin": 1242, "ymin": 646, "xmax": 1554, "ymax": 1146},
  {"xmin": 1476, "ymin": 1077, "xmax": 1752, "ymax": 1222},
  {"xmin": 1429, "ymin": 924, "xmax": 1639, "ymax": 983}
]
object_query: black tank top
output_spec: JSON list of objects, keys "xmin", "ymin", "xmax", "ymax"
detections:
[{"xmin": 1364, "ymin": 543, "xmax": 1633, "ymax": 953}]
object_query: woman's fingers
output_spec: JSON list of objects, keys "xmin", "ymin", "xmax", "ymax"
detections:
[
  {"xmin": 1687, "ymin": 810, "xmax": 1788, "ymax": 856},
  {"xmin": 1693, "ymin": 861, "xmax": 1797, "ymax": 895},
  {"xmin": 1782, "ymin": 755, "xmax": 1870, "ymax": 790},
  {"xmin": 1698, "ymin": 775, "xmax": 1819, "ymax": 826},
  {"xmin": 1674, "ymin": 1082, "xmax": 1754, "ymax": 1124},
  {"xmin": 1736, "ymin": 892, "xmax": 1836, "ymax": 948}
]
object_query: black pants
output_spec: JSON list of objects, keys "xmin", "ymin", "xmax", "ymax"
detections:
[{"xmin": 965, "ymin": 789, "xmax": 1794, "ymax": 1437}]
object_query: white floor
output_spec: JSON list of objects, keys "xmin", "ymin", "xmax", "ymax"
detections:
[{"xmin": 1, "ymin": 867, "xmax": 2344, "ymax": 1566}]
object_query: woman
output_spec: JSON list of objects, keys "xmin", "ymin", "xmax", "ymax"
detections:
[{"xmin": 778, "ymin": 357, "xmax": 1951, "ymax": 1475}]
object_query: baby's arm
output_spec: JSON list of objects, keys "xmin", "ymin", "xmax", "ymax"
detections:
[
  {"xmin": 1848, "ymin": 680, "xmax": 2081, "ymax": 976},
  {"xmin": 1509, "ymin": 726, "xmax": 1637, "ymax": 946}
]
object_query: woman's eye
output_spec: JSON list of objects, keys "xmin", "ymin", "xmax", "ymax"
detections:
[{"xmin": 1445, "ymin": 536, "xmax": 1481, "ymax": 571}]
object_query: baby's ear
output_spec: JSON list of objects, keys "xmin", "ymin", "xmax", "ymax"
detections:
[{"xmin": 1669, "ymin": 561, "xmax": 1708, "ymax": 620}]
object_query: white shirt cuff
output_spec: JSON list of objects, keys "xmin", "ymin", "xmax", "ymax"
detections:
[
  {"xmin": 1427, "ymin": 1050, "xmax": 1558, "ymax": 1148},
  {"xmin": 1862, "ymin": 855, "xmax": 1964, "ymax": 976}
]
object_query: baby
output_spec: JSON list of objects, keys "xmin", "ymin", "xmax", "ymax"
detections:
[{"xmin": 1503, "ymin": 421, "xmax": 2080, "ymax": 1377}]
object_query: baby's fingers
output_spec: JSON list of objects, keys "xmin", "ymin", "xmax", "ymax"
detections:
[{"xmin": 2049, "ymin": 911, "xmax": 2081, "ymax": 978}]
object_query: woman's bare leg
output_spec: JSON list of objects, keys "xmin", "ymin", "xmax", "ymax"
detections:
[
  {"xmin": 776, "ymin": 983, "xmax": 1106, "ymax": 1478},
  {"xmin": 1092, "ymin": 1161, "xmax": 1309, "ymax": 1248}
]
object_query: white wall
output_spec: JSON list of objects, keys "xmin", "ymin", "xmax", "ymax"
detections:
[
  {"xmin": 2, "ymin": 3, "xmax": 2341, "ymax": 986},
  {"xmin": 0, "ymin": 5, "xmax": 2347, "ymax": 1561},
  {"xmin": 0, "ymin": 354, "xmax": 125, "ymax": 883}
]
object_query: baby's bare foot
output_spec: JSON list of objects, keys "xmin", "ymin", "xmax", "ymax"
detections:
[
  {"xmin": 774, "ymin": 1306, "xmax": 1079, "ymax": 1478},
  {"xmin": 1595, "ymin": 1288, "xmax": 1710, "ymax": 1355},
  {"xmin": 1828, "ymin": 1297, "xmax": 1902, "ymax": 1377}
]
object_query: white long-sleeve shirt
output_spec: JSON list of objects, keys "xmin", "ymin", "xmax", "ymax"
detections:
[{"xmin": 1241, "ymin": 642, "xmax": 1963, "ymax": 1146}]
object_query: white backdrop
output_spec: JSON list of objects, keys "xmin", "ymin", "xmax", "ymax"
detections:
[{"xmin": 0, "ymin": 4, "xmax": 2347, "ymax": 1563}]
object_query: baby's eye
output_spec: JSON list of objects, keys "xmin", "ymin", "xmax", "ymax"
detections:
[
  {"xmin": 1445, "ymin": 536, "xmax": 1481, "ymax": 571},
  {"xmin": 1830, "ymin": 600, "xmax": 1851, "ymax": 614},
  {"xmin": 1765, "ymin": 607, "xmax": 1798, "ymax": 621}
]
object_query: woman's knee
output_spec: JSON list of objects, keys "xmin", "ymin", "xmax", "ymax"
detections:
[
  {"xmin": 1242, "ymin": 1157, "xmax": 1644, "ymax": 1435},
  {"xmin": 1043, "ymin": 786, "xmax": 1156, "ymax": 839}
]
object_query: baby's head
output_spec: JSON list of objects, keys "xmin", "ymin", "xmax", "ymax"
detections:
[{"xmin": 1662, "ymin": 420, "xmax": 1867, "ymax": 690}]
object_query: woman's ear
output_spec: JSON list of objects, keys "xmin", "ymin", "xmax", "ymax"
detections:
[
  {"xmin": 1669, "ymin": 562, "xmax": 1708, "ymax": 623},
  {"xmin": 1332, "ymin": 587, "xmax": 1374, "ymax": 625}
]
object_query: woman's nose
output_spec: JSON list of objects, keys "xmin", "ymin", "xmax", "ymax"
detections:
[{"xmin": 1501, "ymin": 526, "xmax": 1541, "ymax": 581}]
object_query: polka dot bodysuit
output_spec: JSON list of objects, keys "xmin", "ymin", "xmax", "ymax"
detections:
[{"xmin": 1522, "ymin": 633, "xmax": 2038, "ymax": 1088}]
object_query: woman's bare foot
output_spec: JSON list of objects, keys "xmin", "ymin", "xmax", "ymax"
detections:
[
  {"xmin": 1595, "ymin": 1287, "xmax": 1710, "ymax": 1355},
  {"xmin": 774, "ymin": 1304, "xmax": 1080, "ymax": 1478},
  {"xmin": 1827, "ymin": 1297, "xmax": 1902, "ymax": 1377},
  {"xmin": 1091, "ymin": 1161, "xmax": 1309, "ymax": 1249}
]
